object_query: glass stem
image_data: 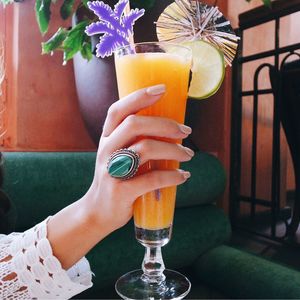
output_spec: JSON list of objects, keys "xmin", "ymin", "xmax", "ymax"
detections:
[{"xmin": 142, "ymin": 246, "xmax": 166, "ymax": 284}]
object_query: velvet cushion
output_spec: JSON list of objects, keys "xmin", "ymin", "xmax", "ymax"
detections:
[
  {"xmin": 194, "ymin": 245, "xmax": 300, "ymax": 299},
  {"xmin": 2, "ymin": 152, "xmax": 96, "ymax": 230},
  {"xmin": 2, "ymin": 151, "xmax": 226, "ymax": 231},
  {"xmin": 177, "ymin": 152, "xmax": 226, "ymax": 207}
]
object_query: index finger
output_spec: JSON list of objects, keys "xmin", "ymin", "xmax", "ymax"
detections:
[{"xmin": 102, "ymin": 84, "xmax": 166, "ymax": 137}]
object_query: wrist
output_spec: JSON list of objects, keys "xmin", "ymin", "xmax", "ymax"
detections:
[
  {"xmin": 47, "ymin": 195, "xmax": 112, "ymax": 269},
  {"xmin": 79, "ymin": 186, "xmax": 115, "ymax": 241}
]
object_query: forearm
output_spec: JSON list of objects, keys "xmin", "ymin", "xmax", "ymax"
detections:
[{"xmin": 47, "ymin": 191, "xmax": 111, "ymax": 270}]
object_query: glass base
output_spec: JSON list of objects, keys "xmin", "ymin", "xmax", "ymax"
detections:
[{"xmin": 115, "ymin": 269, "xmax": 191, "ymax": 300}]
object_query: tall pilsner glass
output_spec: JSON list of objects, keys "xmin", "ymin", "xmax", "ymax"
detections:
[{"xmin": 115, "ymin": 42, "xmax": 192, "ymax": 300}]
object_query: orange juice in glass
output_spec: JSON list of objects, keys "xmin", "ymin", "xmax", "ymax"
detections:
[{"xmin": 115, "ymin": 42, "xmax": 192, "ymax": 300}]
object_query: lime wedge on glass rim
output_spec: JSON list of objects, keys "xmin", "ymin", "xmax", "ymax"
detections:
[{"xmin": 184, "ymin": 40, "xmax": 225, "ymax": 100}]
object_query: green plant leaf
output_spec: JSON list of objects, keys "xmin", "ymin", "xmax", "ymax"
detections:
[
  {"xmin": 81, "ymin": 0, "xmax": 89, "ymax": 8},
  {"xmin": 35, "ymin": 0, "xmax": 52, "ymax": 35},
  {"xmin": 63, "ymin": 20, "xmax": 89, "ymax": 63},
  {"xmin": 246, "ymin": 0, "xmax": 272, "ymax": 7},
  {"xmin": 60, "ymin": 0, "xmax": 75, "ymax": 20},
  {"xmin": 41, "ymin": 27, "xmax": 68, "ymax": 54},
  {"xmin": 130, "ymin": 0, "xmax": 155, "ymax": 9},
  {"xmin": 262, "ymin": 0, "xmax": 272, "ymax": 7},
  {"xmin": 81, "ymin": 42, "xmax": 93, "ymax": 61},
  {"xmin": 0, "ymin": 0, "xmax": 14, "ymax": 5}
]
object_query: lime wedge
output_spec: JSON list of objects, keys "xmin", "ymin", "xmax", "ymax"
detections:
[{"xmin": 185, "ymin": 40, "xmax": 225, "ymax": 100}]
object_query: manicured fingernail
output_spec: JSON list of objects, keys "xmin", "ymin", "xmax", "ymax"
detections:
[
  {"xmin": 146, "ymin": 84, "xmax": 166, "ymax": 96},
  {"xmin": 184, "ymin": 147, "xmax": 194, "ymax": 157},
  {"xmin": 180, "ymin": 170, "xmax": 191, "ymax": 179},
  {"xmin": 179, "ymin": 124, "xmax": 192, "ymax": 135}
]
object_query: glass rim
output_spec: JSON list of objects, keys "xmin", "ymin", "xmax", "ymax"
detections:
[{"xmin": 114, "ymin": 41, "xmax": 192, "ymax": 54}]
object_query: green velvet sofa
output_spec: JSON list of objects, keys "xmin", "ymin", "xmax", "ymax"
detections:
[{"xmin": 2, "ymin": 151, "xmax": 300, "ymax": 299}]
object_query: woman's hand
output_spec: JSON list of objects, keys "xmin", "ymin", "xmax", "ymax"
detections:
[
  {"xmin": 47, "ymin": 84, "xmax": 193, "ymax": 269},
  {"xmin": 83, "ymin": 84, "xmax": 193, "ymax": 234}
]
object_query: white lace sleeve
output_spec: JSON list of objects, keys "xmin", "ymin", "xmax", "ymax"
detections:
[{"xmin": 0, "ymin": 218, "xmax": 93, "ymax": 299}]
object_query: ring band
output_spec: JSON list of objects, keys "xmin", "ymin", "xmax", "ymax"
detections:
[{"xmin": 107, "ymin": 148, "xmax": 140, "ymax": 180}]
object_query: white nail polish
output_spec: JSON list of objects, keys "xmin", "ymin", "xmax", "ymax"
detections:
[
  {"xmin": 184, "ymin": 147, "xmax": 195, "ymax": 157},
  {"xmin": 179, "ymin": 125, "xmax": 192, "ymax": 135},
  {"xmin": 179, "ymin": 170, "xmax": 191, "ymax": 179},
  {"xmin": 146, "ymin": 84, "xmax": 166, "ymax": 96}
]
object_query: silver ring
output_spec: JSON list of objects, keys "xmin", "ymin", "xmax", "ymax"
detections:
[{"xmin": 107, "ymin": 148, "xmax": 140, "ymax": 180}]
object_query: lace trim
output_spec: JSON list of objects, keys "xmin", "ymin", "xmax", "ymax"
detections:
[{"xmin": 0, "ymin": 218, "xmax": 93, "ymax": 299}]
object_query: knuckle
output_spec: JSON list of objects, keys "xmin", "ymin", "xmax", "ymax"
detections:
[
  {"xmin": 96, "ymin": 146, "xmax": 106, "ymax": 162},
  {"xmin": 139, "ymin": 139, "xmax": 152, "ymax": 154},
  {"xmin": 124, "ymin": 115, "xmax": 138, "ymax": 131},
  {"xmin": 107, "ymin": 103, "xmax": 119, "ymax": 118}
]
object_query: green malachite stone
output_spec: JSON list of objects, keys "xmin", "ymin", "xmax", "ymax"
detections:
[{"xmin": 108, "ymin": 155, "xmax": 133, "ymax": 177}]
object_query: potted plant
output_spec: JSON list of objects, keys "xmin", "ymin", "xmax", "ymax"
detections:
[
  {"xmin": 44, "ymin": 0, "xmax": 175, "ymax": 144},
  {"xmin": 0, "ymin": 0, "xmax": 272, "ymax": 144}
]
